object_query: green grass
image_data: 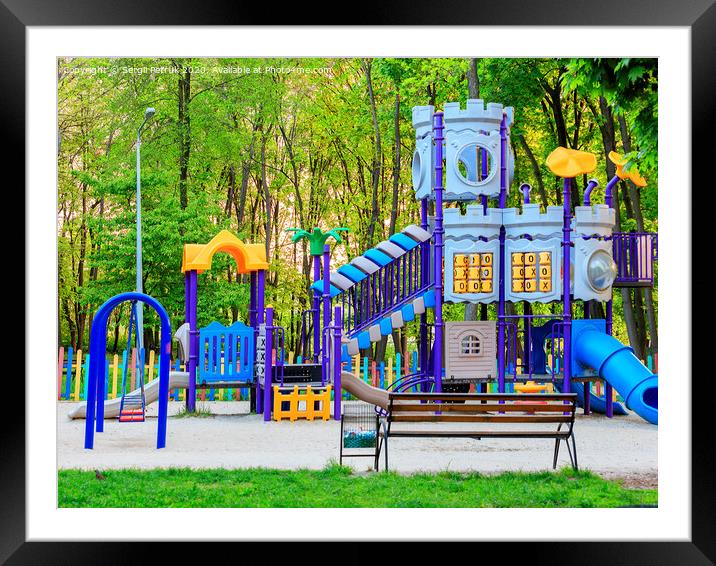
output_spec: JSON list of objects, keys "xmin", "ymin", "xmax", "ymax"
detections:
[
  {"xmin": 58, "ymin": 465, "xmax": 657, "ymax": 508},
  {"xmin": 172, "ymin": 402, "xmax": 214, "ymax": 418}
]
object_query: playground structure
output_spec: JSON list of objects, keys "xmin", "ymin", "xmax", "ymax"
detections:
[
  {"xmin": 76, "ymin": 98, "xmax": 658, "ymax": 450},
  {"xmin": 330, "ymin": 100, "xmax": 658, "ymax": 424}
]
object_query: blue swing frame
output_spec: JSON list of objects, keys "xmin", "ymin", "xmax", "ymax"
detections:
[{"xmin": 84, "ymin": 292, "xmax": 172, "ymax": 449}]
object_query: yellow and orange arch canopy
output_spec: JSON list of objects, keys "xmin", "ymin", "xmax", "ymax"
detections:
[
  {"xmin": 181, "ymin": 230, "xmax": 269, "ymax": 274},
  {"xmin": 608, "ymin": 151, "xmax": 648, "ymax": 187},
  {"xmin": 546, "ymin": 147, "xmax": 597, "ymax": 178}
]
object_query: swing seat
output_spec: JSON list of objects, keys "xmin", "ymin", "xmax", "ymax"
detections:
[
  {"xmin": 117, "ymin": 300, "xmax": 147, "ymax": 424},
  {"xmin": 120, "ymin": 408, "xmax": 144, "ymax": 415},
  {"xmin": 119, "ymin": 413, "xmax": 146, "ymax": 422}
]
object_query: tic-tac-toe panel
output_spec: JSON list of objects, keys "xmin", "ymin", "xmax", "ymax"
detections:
[
  {"xmin": 505, "ymin": 238, "xmax": 562, "ymax": 303},
  {"xmin": 444, "ymin": 239, "xmax": 500, "ymax": 304}
]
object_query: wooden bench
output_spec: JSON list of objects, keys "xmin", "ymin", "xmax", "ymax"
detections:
[{"xmin": 378, "ymin": 392, "xmax": 579, "ymax": 471}]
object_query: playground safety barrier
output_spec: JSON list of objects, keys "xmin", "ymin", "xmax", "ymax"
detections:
[
  {"xmin": 57, "ymin": 347, "xmax": 651, "ymax": 402},
  {"xmin": 272, "ymin": 385, "xmax": 332, "ymax": 421}
]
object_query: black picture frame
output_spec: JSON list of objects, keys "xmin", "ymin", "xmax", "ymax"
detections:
[{"xmin": 9, "ymin": 0, "xmax": 713, "ymax": 562}]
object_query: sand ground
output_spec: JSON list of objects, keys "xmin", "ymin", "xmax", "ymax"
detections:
[{"xmin": 58, "ymin": 400, "xmax": 657, "ymax": 487}]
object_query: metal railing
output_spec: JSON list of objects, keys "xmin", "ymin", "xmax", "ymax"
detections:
[
  {"xmin": 504, "ymin": 321, "xmax": 520, "ymax": 380},
  {"xmin": 266, "ymin": 324, "xmax": 285, "ymax": 384},
  {"xmin": 546, "ymin": 322, "xmax": 566, "ymax": 380},
  {"xmin": 612, "ymin": 232, "xmax": 657, "ymax": 286},
  {"xmin": 342, "ymin": 241, "xmax": 432, "ymax": 336}
]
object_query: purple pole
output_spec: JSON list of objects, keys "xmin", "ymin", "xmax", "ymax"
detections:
[
  {"xmin": 249, "ymin": 272, "xmax": 257, "ymax": 328},
  {"xmin": 583, "ymin": 178, "xmax": 599, "ymax": 206},
  {"xmin": 256, "ymin": 269, "xmax": 266, "ymax": 413},
  {"xmin": 186, "ymin": 270, "xmax": 198, "ymax": 412},
  {"xmin": 313, "ymin": 255, "xmax": 321, "ymax": 363},
  {"xmin": 520, "ymin": 183, "xmax": 531, "ymax": 205},
  {"xmin": 604, "ymin": 175, "xmax": 619, "ymax": 418},
  {"xmin": 481, "ymin": 146, "xmax": 489, "ymax": 213},
  {"xmin": 583, "ymin": 299, "xmax": 591, "ymax": 414},
  {"xmin": 257, "ymin": 270, "xmax": 266, "ymax": 322},
  {"xmin": 562, "ymin": 177, "xmax": 572, "ymax": 394},
  {"xmin": 523, "ymin": 301, "xmax": 531, "ymax": 377},
  {"xmin": 420, "ymin": 198, "xmax": 429, "ymax": 377},
  {"xmin": 184, "ymin": 272, "xmax": 190, "ymax": 325},
  {"xmin": 333, "ymin": 305, "xmax": 342, "ymax": 421},
  {"xmin": 263, "ymin": 306, "xmax": 273, "ymax": 421},
  {"xmin": 322, "ymin": 244, "xmax": 332, "ymax": 385},
  {"xmin": 249, "ymin": 271, "xmax": 257, "ymax": 411},
  {"xmin": 432, "ymin": 111, "xmax": 444, "ymax": 392},
  {"xmin": 499, "ymin": 115, "xmax": 508, "ymax": 210},
  {"xmin": 497, "ymin": 114, "xmax": 508, "ymax": 393}
]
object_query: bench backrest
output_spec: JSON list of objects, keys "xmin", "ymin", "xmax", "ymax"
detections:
[{"xmin": 387, "ymin": 392, "xmax": 577, "ymax": 427}]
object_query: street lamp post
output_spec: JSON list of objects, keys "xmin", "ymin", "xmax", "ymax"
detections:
[{"xmin": 136, "ymin": 107, "xmax": 155, "ymax": 354}]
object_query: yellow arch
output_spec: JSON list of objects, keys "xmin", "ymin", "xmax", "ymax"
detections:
[{"xmin": 181, "ymin": 230, "xmax": 269, "ymax": 274}]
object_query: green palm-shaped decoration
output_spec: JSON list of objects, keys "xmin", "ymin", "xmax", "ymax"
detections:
[{"xmin": 286, "ymin": 226, "xmax": 350, "ymax": 256}]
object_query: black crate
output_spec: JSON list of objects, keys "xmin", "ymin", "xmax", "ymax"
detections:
[{"xmin": 278, "ymin": 363, "xmax": 323, "ymax": 384}]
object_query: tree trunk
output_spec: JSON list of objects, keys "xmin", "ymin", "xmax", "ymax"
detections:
[
  {"xmin": 464, "ymin": 58, "xmax": 482, "ymax": 323},
  {"xmin": 235, "ymin": 121, "xmax": 259, "ymax": 229},
  {"xmin": 389, "ymin": 91, "xmax": 401, "ymax": 236},
  {"xmin": 362, "ymin": 59, "xmax": 382, "ymax": 249},
  {"xmin": 592, "ymin": 96, "xmax": 641, "ymax": 356},
  {"xmin": 391, "ymin": 329, "xmax": 404, "ymax": 361},
  {"xmin": 542, "ymin": 70, "xmax": 579, "ymax": 205},
  {"xmin": 618, "ymin": 113, "xmax": 657, "ymax": 352},
  {"xmin": 517, "ymin": 134, "xmax": 549, "ymax": 209},
  {"xmin": 260, "ymin": 129, "xmax": 271, "ymax": 259},
  {"xmin": 63, "ymin": 298, "xmax": 76, "ymax": 350},
  {"xmin": 177, "ymin": 64, "xmax": 192, "ymax": 210},
  {"xmin": 75, "ymin": 182, "xmax": 88, "ymax": 348},
  {"xmin": 467, "ymin": 58, "xmax": 480, "ymax": 98},
  {"xmin": 374, "ymin": 335, "xmax": 388, "ymax": 365},
  {"xmin": 225, "ymin": 165, "xmax": 235, "ymax": 218},
  {"xmin": 111, "ymin": 312, "xmax": 121, "ymax": 354}
]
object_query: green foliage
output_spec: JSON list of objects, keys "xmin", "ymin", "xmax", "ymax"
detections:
[
  {"xmin": 58, "ymin": 466, "xmax": 657, "ymax": 508},
  {"xmin": 564, "ymin": 58, "xmax": 658, "ymax": 171}
]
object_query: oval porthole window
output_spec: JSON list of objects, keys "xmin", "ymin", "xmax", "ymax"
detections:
[
  {"xmin": 412, "ymin": 149, "xmax": 423, "ymax": 189},
  {"xmin": 456, "ymin": 143, "xmax": 495, "ymax": 186},
  {"xmin": 587, "ymin": 249, "xmax": 617, "ymax": 291}
]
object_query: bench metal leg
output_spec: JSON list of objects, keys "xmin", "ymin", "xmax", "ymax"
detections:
[
  {"xmin": 553, "ymin": 438, "xmax": 561, "ymax": 469},
  {"xmin": 564, "ymin": 438, "xmax": 574, "ymax": 469},
  {"xmin": 376, "ymin": 421, "xmax": 389, "ymax": 472},
  {"xmin": 374, "ymin": 434, "xmax": 384, "ymax": 472},
  {"xmin": 554, "ymin": 436, "xmax": 578, "ymax": 471},
  {"xmin": 553, "ymin": 423, "xmax": 564, "ymax": 469}
]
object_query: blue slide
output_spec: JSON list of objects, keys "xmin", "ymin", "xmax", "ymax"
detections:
[
  {"xmin": 573, "ymin": 330, "xmax": 658, "ymax": 425},
  {"xmin": 557, "ymin": 380, "xmax": 628, "ymax": 417}
]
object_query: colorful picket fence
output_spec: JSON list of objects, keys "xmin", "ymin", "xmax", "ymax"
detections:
[
  {"xmin": 58, "ymin": 346, "xmax": 647, "ymax": 403},
  {"xmin": 56, "ymin": 347, "xmax": 249, "ymax": 402}
]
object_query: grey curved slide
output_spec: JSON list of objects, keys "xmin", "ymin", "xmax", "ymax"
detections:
[
  {"xmin": 68, "ymin": 371, "xmax": 190, "ymax": 419},
  {"xmin": 341, "ymin": 371, "xmax": 389, "ymax": 410}
]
